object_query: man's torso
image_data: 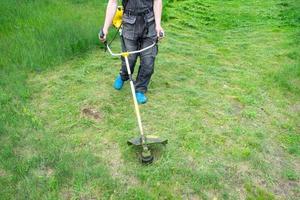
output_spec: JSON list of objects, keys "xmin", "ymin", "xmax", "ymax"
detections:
[{"xmin": 122, "ymin": 0, "xmax": 156, "ymax": 40}]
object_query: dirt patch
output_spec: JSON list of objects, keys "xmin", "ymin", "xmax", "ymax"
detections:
[
  {"xmin": 13, "ymin": 146, "xmax": 37, "ymax": 160},
  {"xmin": 81, "ymin": 107, "xmax": 103, "ymax": 122},
  {"xmin": 236, "ymin": 164, "xmax": 251, "ymax": 177},
  {"xmin": 274, "ymin": 181, "xmax": 299, "ymax": 198},
  {"xmin": 227, "ymin": 96, "xmax": 244, "ymax": 115},
  {"xmin": 185, "ymin": 155, "xmax": 198, "ymax": 170},
  {"xmin": 33, "ymin": 165, "xmax": 54, "ymax": 178},
  {"xmin": 251, "ymin": 145, "xmax": 300, "ymax": 199},
  {"xmin": 181, "ymin": 188, "xmax": 200, "ymax": 200},
  {"xmin": 101, "ymin": 138, "xmax": 139, "ymax": 187},
  {"xmin": 60, "ymin": 183, "xmax": 102, "ymax": 200},
  {"xmin": 60, "ymin": 188, "xmax": 73, "ymax": 200},
  {"xmin": 289, "ymin": 102, "xmax": 300, "ymax": 113},
  {"xmin": 0, "ymin": 169, "xmax": 7, "ymax": 177}
]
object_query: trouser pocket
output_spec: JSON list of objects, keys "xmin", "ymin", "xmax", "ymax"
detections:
[{"xmin": 122, "ymin": 14, "xmax": 136, "ymax": 40}]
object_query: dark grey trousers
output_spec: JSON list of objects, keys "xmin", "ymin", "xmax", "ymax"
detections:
[{"xmin": 120, "ymin": 14, "xmax": 158, "ymax": 93}]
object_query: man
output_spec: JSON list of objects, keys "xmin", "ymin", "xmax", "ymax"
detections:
[{"xmin": 99, "ymin": 0, "xmax": 164, "ymax": 104}]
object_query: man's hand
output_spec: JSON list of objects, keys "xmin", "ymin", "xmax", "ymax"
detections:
[
  {"xmin": 154, "ymin": 0, "xmax": 164, "ymax": 40},
  {"xmin": 156, "ymin": 25, "xmax": 165, "ymax": 40},
  {"xmin": 99, "ymin": 28, "xmax": 108, "ymax": 43}
]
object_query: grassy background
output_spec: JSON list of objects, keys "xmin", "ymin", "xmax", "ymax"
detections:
[
  {"xmin": 1, "ymin": 0, "xmax": 299, "ymax": 199},
  {"xmin": 0, "ymin": 0, "xmax": 106, "ymax": 198}
]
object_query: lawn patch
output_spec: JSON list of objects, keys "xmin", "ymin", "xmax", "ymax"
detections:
[{"xmin": 1, "ymin": 0, "xmax": 300, "ymax": 199}]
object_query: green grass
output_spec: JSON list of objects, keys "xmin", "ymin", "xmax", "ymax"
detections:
[{"xmin": 1, "ymin": 0, "xmax": 300, "ymax": 199}]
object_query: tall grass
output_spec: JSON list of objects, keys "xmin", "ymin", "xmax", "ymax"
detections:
[
  {"xmin": 0, "ymin": 0, "xmax": 104, "ymax": 71},
  {"xmin": 0, "ymin": 0, "xmax": 105, "ymax": 133},
  {"xmin": 0, "ymin": 1, "xmax": 105, "ymax": 197}
]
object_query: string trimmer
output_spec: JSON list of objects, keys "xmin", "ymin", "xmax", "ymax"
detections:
[{"xmin": 99, "ymin": 29, "xmax": 167, "ymax": 164}]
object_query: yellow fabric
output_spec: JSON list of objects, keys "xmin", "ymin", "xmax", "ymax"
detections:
[{"xmin": 112, "ymin": 6, "xmax": 123, "ymax": 29}]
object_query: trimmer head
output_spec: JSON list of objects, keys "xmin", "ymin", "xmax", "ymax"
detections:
[
  {"xmin": 127, "ymin": 135, "xmax": 168, "ymax": 146},
  {"xmin": 141, "ymin": 148, "xmax": 154, "ymax": 164},
  {"xmin": 128, "ymin": 135, "xmax": 167, "ymax": 164}
]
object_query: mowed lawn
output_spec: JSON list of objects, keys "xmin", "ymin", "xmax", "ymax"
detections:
[{"xmin": 1, "ymin": 0, "xmax": 299, "ymax": 199}]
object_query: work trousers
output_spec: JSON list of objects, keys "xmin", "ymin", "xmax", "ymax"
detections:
[{"xmin": 120, "ymin": 13, "xmax": 158, "ymax": 93}]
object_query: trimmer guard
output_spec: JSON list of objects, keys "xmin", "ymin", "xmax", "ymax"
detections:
[{"xmin": 127, "ymin": 135, "xmax": 168, "ymax": 146}]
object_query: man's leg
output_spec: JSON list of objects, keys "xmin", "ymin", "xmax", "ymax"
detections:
[
  {"xmin": 135, "ymin": 37, "xmax": 157, "ymax": 93},
  {"xmin": 114, "ymin": 37, "xmax": 139, "ymax": 90},
  {"xmin": 120, "ymin": 37, "xmax": 139, "ymax": 81}
]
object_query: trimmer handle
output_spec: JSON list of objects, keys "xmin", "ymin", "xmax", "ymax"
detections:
[
  {"xmin": 99, "ymin": 28, "xmax": 107, "ymax": 51},
  {"xmin": 156, "ymin": 31, "xmax": 165, "ymax": 43},
  {"xmin": 159, "ymin": 31, "xmax": 164, "ymax": 38},
  {"xmin": 99, "ymin": 28, "xmax": 105, "ymax": 40}
]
